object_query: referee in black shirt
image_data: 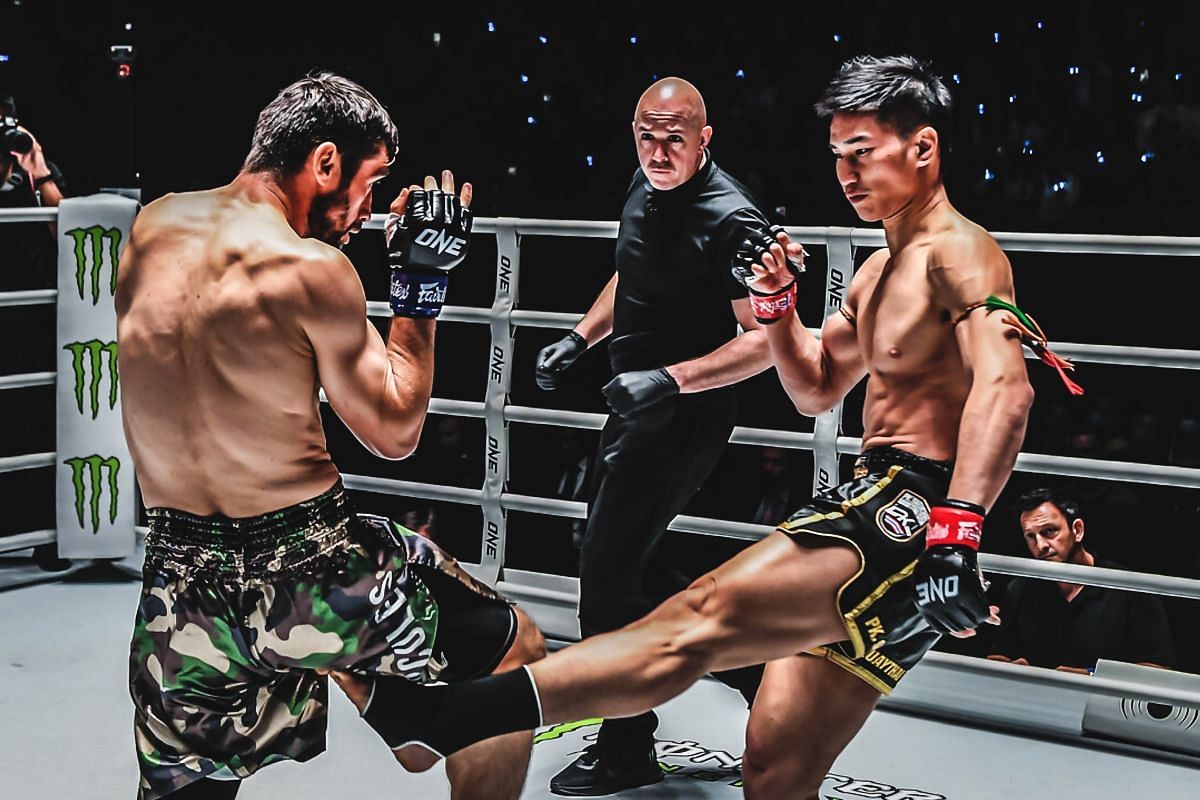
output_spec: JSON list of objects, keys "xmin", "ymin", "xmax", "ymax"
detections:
[{"xmin": 535, "ymin": 77, "xmax": 793, "ymax": 796}]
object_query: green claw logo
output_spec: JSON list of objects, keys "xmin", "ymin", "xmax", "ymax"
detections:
[
  {"xmin": 64, "ymin": 455, "xmax": 120, "ymax": 534},
  {"xmin": 63, "ymin": 340, "xmax": 118, "ymax": 419},
  {"xmin": 65, "ymin": 225, "xmax": 122, "ymax": 305}
]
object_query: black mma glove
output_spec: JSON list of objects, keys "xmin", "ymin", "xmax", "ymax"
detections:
[
  {"xmin": 602, "ymin": 367, "xmax": 679, "ymax": 417},
  {"xmin": 535, "ymin": 331, "xmax": 588, "ymax": 390},
  {"xmin": 912, "ymin": 498, "xmax": 992, "ymax": 635},
  {"xmin": 731, "ymin": 225, "xmax": 806, "ymax": 324},
  {"xmin": 387, "ymin": 189, "xmax": 474, "ymax": 317}
]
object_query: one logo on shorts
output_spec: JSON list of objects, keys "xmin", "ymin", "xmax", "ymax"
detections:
[
  {"xmin": 65, "ymin": 225, "xmax": 122, "ymax": 305},
  {"xmin": 64, "ymin": 454, "xmax": 120, "ymax": 533},
  {"xmin": 875, "ymin": 489, "xmax": 930, "ymax": 542},
  {"xmin": 63, "ymin": 340, "xmax": 119, "ymax": 419}
]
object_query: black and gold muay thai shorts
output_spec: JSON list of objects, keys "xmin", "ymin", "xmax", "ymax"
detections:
[
  {"xmin": 777, "ymin": 446, "xmax": 951, "ymax": 694},
  {"xmin": 129, "ymin": 481, "xmax": 517, "ymax": 799}
]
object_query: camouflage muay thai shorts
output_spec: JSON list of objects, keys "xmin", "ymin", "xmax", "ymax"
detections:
[{"xmin": 129, "ymin": 481, "xmax": 517, "ymax": 799}]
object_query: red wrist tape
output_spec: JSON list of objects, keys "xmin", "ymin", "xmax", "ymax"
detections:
[
  {"xmin": 926, "ymin": 504, "xmax": 984, "ymax": 550},
  {"xmin": 749, "ymin": 282, "xmax": 797, "ymax": 323}
]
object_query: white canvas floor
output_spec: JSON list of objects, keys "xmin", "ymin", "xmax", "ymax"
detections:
[{"xmin": 2, "ymin": 571, "xmax": 1196, "ymax": 799}]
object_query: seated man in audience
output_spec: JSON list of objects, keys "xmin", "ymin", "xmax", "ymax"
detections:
[{"xmin": 988, "ymin": 487, "xmax": 1176, "ymax": 673}]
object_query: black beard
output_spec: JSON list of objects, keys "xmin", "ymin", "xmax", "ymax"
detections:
[{"xmin": 307, "ymin": 189, "xmax": 349, "ymax": 246}]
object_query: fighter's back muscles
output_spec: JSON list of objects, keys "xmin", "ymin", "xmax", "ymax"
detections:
[
  {"xmin": 117, "ymin": 188, "xmax": 437, "ymax": 518},
  {"xmin": 117, "ymin": 194, "xmax": 343, "ymax": 514}
]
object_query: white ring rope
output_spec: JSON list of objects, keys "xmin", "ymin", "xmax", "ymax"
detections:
[
  {"xmin": 0, "ymin": 372, "xmax": 55, "ymax": 391},
  {"xmin": 981, "ymin": 554, "xmax": 1200, "ymax": 600},
  {"xmin": 279, "ymin": 472, "xmax": 1200, "ymax": 601},
  {"xmin": 0, "ymin": 452, "xmax": 55, "ymax": 474},
  {"xmin": 7, "ymin": 205, "xmax": 1200, "ymax": 253},
  {"xmin": 363, "ymin": 213, "xmax": 1200, "ymax": 256},
  {"xmin": 1, "ymin": 295, "xmax": 1194, "ymax": 370},
  {"xmin": 0, "ymin": 289, "xmax": 57, "ymax": 308},
  {"xmin": 0, "ymin": 208, "xmax": 55, "ymax": 223},
  {"xmin": 358, "ymin": 302, "xmax": 1200, "ymax": 370},
  {"xmin": 922, "ymin": 651, "xmax": 1200, "ymax": 708},
  {"xmin": 0, "ymin": 529, "xmax": 55, "ymax": 554},
  {"xmin": 339, "ymin": 474, "xmax": 483, "ymax": 506}
]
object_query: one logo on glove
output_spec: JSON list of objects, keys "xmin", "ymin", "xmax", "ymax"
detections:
[
  {"xmin": 915, "ymin": 576, "xmax": 959, "ymax": 606},
  {"xmin": 387, "ymin": 190, "xmax": 473, "ymax": 272},
  {"xmin": 414, "ymin": 227, "xmax": 467, "ymax": 257},
  {"xmin": 391, "ymin": 275, "xmax": 410, "ymax": 301},
  {"xmin": 875, "ymin": 490, "xmax": 931, "ymax": 542}
]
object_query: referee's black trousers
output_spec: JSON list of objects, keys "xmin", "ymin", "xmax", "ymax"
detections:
[{"xmin": 578, "ymin": 388, "xmax": 762, "ymax": 749}]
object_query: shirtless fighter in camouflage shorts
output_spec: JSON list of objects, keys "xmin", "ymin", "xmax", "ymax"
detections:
[{"xmin": 117, "ymin": 72, "xmax": 544, "ymax": 800}]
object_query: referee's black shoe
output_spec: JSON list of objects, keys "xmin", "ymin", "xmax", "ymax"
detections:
[{"xmin": 548, "ymin": 742, "xmax": 664, "ymax": 796}]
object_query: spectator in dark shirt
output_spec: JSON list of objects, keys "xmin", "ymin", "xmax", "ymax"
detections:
[{"xmin": 989, "ymin": 487, "xmax": 1176, "ymax": 673}]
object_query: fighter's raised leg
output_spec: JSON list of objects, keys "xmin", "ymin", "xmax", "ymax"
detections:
[{"xmin": 338, "ymin": 532, "xmax": 860, "ymax": 762}]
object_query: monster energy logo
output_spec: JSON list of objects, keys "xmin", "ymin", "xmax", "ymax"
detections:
[
  {"xmin": 64, "ymin": 455, "xmax": 120, "ymax": 534},
  {"xmin": 63, "ymin": 340, "xmax": 118, "ymax": 418},
  {"xmin": 66, "ymin": 225, "xmax": 122, "ymax": 305}
]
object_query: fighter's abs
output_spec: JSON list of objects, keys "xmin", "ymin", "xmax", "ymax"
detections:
[{"xmin": 855, "ymin": 255, "xmax": 968, "ymax": 460}]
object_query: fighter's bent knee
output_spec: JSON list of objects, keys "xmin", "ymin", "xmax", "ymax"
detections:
[
  {"xmin": 742, "ymin": 707, "xmax": 835, "ymax": 799},
  {"xmin": 496, "ymin": 607, "xmax": 546, "ymax": 672},
  {"xmin": 514, "ymin": 607, "xmax": 547, "ymax": 662},
  {"xmin": 742, "ymin": 744, "xmax": 825, "ymax": 800}
]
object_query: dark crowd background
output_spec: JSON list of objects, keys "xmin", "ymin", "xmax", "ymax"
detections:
[{"xmin": 1, "ymin": 3, "xmax": 1198, "ymax": 670}]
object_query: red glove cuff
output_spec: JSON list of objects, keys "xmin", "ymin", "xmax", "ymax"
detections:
[
  {"xmin": 748, "ymin": 282, "xmax": 797, "ymax": 324},
  {"xmin": 926, "ymin": 501, "xmax": 984, "ymax": 550}
]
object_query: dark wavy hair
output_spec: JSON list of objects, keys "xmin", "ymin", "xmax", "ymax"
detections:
[
  {"xmin": 1013, "ymin": 487, "xmax": 1083, "ymax": 527},
  {"xmin": 243, "ymin": 71, "xmax": 398, "ymax": 181},
  {"xmin": 814, "ymin": 55, "xmax": 954, "ymax": 154}
]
